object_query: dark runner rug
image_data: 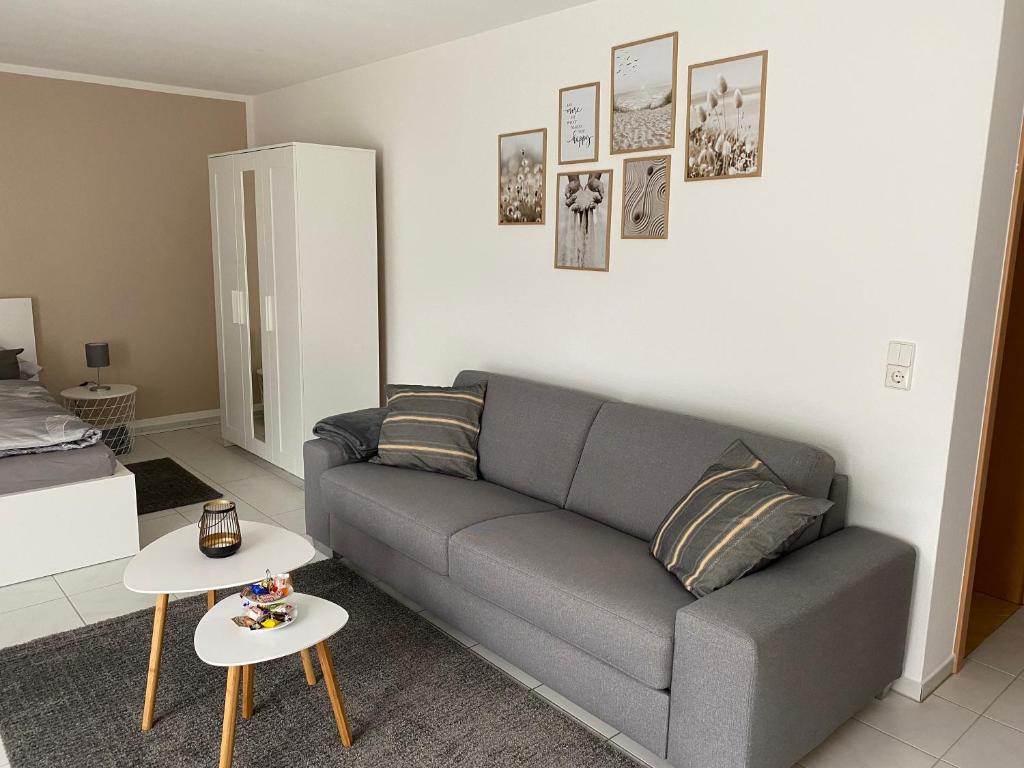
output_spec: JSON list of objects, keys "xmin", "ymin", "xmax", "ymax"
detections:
[
  {"xmin": 127, "ymin": 457, "xmax": 221, "ymax": 514},
  {"xmin": 0, "ymin": 558, "xmax": 635, "ymax": 767}
]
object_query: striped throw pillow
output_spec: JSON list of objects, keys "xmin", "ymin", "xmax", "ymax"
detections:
[
  {"xmin": 373, "ymin": 383, "xmax": 486, "ymax": 480},
  {"xmin": 650, "ymin": 441, "xmax": 833, "ymax": 597}
]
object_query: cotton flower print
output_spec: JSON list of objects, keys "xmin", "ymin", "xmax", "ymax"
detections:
[
  {"xmin": 498, "ymin": 129, "xmax": 547, "ymax": 224},
  {"xmin": 686, "ymin": 51, "xmax": 767, "ymax": 180}
]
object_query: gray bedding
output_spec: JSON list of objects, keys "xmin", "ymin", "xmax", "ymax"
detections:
[
  {"xmin": 0, "ymin": 380, "xmax": 102, "ymax": 457},
  {"xmin": 0, "ymin": 443, "xmax": 116, "ymax": 495}
]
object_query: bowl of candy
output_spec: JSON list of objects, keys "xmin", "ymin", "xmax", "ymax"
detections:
[
  {"xmin": 232, "ymin": 571, "xmax": 297, "ymax": 632},
  {"xmin": 240, "ymin": 570, "xmax": 293, "ymax": 606}
]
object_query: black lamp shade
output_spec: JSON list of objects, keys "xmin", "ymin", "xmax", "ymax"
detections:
[{"xmin": 85, "ymin": 342, "xmax": 110, "ymax": 368}]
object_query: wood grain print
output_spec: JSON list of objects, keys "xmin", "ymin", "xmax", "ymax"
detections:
[{"xmin": 621, "ymin": 155, "xmax": 670, "ymax": 239}]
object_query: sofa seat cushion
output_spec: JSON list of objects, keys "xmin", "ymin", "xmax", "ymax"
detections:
[
  {"xmin": 321, "ymin": 461, "xmax": 555, "ymax": 575},
  {"xmin": 449, "ymin": 509, "xmax": 694, "ymax": 689}
]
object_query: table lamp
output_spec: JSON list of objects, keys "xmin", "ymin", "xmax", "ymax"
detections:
[{"xmin": 85, "ymin": 342, "xmax": 111, "ymax": 392}]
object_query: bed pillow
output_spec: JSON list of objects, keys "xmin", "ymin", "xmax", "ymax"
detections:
[
  {"xmin": 371, "ymin": 383, "xmax": 486, "ymax": 480},
  {"xmin": 0, "ymin": 348, "xmax": 24, "ymax": 380},
  {"xmin": 649, "ymin": 440, "xmax": 833, "ymax": 597}
]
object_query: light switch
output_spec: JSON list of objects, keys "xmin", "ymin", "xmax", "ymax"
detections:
[{"xmin": 885, "ymin": 341, "xmax": 915, "ymax": 391}]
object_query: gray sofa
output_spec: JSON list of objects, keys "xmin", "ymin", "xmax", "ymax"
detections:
[{"xmin": 304, "ymin": 370, "xmax": 915, "ymax": 768}]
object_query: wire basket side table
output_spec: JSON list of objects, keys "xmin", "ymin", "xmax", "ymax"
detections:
[{"xmin": 61, "ymin": 384, "xmax": 137, "ymax": 456}]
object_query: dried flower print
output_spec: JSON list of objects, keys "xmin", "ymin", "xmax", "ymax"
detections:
[{"xmin": 686, "ymin": 51, "xmax": 767, "ymax": 180}]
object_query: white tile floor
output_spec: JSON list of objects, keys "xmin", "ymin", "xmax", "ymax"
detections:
[{"xmin": 0, "ymin": 424, "xmax": 1023, "ymax": 768}]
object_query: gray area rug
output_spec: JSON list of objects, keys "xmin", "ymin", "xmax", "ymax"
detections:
[{"xmin": 0, "ymin": 558, "xmax": 634, "ymax": 767}]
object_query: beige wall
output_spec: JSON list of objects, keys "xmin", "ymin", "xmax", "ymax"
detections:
[{"xmin": 0, "ymin": 72, "xmax": 247, "ymax": 419}]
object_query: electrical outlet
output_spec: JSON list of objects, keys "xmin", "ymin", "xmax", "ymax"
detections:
[
  {"xmin": 885, "ymin": 341, "xmax": 915, "ymax": 391},
  {"xmin": 885, "ymin": 364, "xmax": 910, "ymax": 389}
]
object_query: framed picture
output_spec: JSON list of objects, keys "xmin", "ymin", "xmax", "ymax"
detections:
[
  {"xmin": 610, "ymin": 32, "xmax": 678, "ymax": 154},
  {"xmin": 558, "ymin": 82, "xmax": 600, "ymax": 164},
  {"xmin": 621, "ymin": 155, "xmax": 671, "ymax": 239},
  {"xmin": 554, "ymin": 170, "xmax": 613, "ymax": 272},
  {"xmin": 498, "ymin": 128, "xmax": 547, "ymax": 225},
  {"xmin": 685, "ymin": 50, "xmax": 768, "ymax": 181}
]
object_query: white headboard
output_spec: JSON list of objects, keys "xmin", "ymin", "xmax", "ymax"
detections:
[{"xmin": 0, "ymin": 297, "xmax": 38, "ymax": 364}]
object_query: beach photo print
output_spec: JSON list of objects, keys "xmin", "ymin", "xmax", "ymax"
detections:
[{"xmin": 610, "ymin": 32, "xmax": 678, "ymax": 154}]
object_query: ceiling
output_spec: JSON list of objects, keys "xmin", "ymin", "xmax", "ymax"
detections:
[{"xmin": 0, "ymin": 0, "xmax": 592, "ymax": 95}]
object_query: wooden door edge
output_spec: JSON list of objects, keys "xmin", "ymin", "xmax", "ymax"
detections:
[{"xmin": 952, "ymin": 114, "xmax": 1024, "ymax": 672}]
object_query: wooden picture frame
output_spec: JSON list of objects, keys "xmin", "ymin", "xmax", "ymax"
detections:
[
  {"xmin": 554, "ymin": 169, "xmax": 613, "ymax": 272},
  {"xmin": 610, "ymin": 31, "xmax": 679, "ymax": 155},
  {"xmin": 497, "ymin": 128, "xmax": 548, "ymax": 225},
  {"xmin": 685, "ymin": 50, "xmax": 768, "ymax": 182},
  {"xmin": 558, "ymin": 82, "xmax": 600, "ymax": 165},
  {"xmin": 620, "ymin": 154, "xmax": 671, "ymax": 240}
]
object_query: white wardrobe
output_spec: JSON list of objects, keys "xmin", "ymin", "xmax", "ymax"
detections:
[{"xmin": 208, "ymin": 143, "xmax": 379, "ymax": 477}]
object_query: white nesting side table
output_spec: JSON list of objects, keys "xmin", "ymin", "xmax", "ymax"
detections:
[
  {"xmin": 195, "ymin": 592, "xmax": 353, "ymax": 768},
  {"xmin": 123, "ymin": 520, "xmax": 314, "ymax": 731}
]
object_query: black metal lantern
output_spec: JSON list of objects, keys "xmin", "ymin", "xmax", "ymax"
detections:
[{"xmin": 199, "ymin": 499, "xmax": 242, "ymax": 558}]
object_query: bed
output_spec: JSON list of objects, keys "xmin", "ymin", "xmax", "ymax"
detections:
[
  {"xmin": 0, "ymin": 298, "xmax": 138, "ymax": 587},
  {"xmin": 0, "ymin": 378, "xmax": 117, "ymax": 494}
]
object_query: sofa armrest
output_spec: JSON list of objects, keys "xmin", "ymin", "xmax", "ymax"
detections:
[
  {"xmin": 668, "ymin": 526, "xmax": 915, "ymax": 768},
  {"xmin": 303, "ymin": 437, "xmax": 363, "ymax": 548}
]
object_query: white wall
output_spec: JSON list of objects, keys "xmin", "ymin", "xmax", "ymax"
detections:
[{"xmin": 252, "ymin": 0, "xmax": 1015, "ymax": 692}]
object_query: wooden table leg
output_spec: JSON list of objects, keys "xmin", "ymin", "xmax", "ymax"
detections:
[
  {"xmin": 219, "ymin": 666, "xmax": 241, "ymax": 768},
  {"xmin": 207, "ymin": 589, "xmax": 217, "ymax": 611},
  {"xmin": 299, "ymin": 648, "xmax": 317, "ymax": 686},
  {"xmin": 315, "ymin": 640, "xmax": 352, "ymax": 747},
  {"xmin": 242, "ymin": 665, "xmax": 254, "ymax": 720},
  {"xmin": 141, "ymin": 593, "xmax": 169, "ymax": 731}
]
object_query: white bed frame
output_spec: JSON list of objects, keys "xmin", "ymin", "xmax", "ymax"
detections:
[{"xmin": 0, "ymin": 298, "xmax": 139, "ymax": 587}]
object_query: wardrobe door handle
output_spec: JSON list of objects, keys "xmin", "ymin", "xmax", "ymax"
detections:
[
  {"xmin": 230, "ymin": 290, "xmax": 241, "ymax": 324},
  {"xmin": 264, "ymin": 295, "xmax": 274, "ymax": 333}
]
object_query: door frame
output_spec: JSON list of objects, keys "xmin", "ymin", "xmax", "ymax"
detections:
[{"xmin": 953, "ymin": 117, "xmax": 1024, "ymax": 671}]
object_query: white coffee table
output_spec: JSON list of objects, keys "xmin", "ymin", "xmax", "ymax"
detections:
[
  {"xmin": 196, "ymin": 592, "xmax": 352, "ymax": 768},
  {"xmin": 123, "ymin": 520, "xmax": 315, "ymax": 731}
]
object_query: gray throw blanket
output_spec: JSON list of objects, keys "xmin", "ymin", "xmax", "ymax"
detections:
[
  {"xmin": 0, "ymin": 380, "xmax": 102, "ymax": 457},
  {"xmin": 312, "ymin": 407, "xmax": 387, "ymax": 462}
]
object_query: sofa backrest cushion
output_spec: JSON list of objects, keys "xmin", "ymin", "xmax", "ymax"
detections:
[
  {"xmin": 453, "ymin": 370, "xmax": 603, "ymax": 506},
  {"xmin": 565, "ymin": 402, "xmax": 837, "ymax": 541}
]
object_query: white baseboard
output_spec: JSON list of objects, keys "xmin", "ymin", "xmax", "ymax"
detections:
[
  {"xmin": 134, "ymin": 409, "xmax": 220, "ymax": 435},
  {"xmin": 892, "ymin": 676, "xmax": 924, "ymax": 701},
  {"xmin": 892, "ymin": 654, "xmax": 954, "ymax": 702},
  {"xmin": 921, "ymin": 654, "xmax": 955, "ymax": 699}
]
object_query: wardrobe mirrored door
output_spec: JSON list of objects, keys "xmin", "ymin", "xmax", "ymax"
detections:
[
  {"xmin": 240, "ymin": 168, "xmax": 267, "ymax": 446},
  {"xmin": 234, "ymin": 158, "xmax": 270, "ymax": 461}
]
